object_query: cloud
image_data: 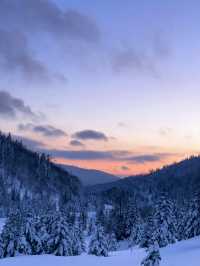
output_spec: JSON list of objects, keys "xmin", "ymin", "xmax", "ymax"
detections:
[
  {"xmin": 0, "ymin": 29, "xmax": 66, "ymax": 83},
  {"xmin": 0, "ymin": 0, "xmax": 100, "ymax": 43},
  {"xmin": 18, "ymin": 123, "xmax": 67, "ymax": 138},
  {"xmin": 70, "ymin": 140, "xmax": 85, "ymax": 147},
  {"xmin": 0, "ymin": 90, "xmax": 36, "ymax": 119},
  {"xmin": 43, "ymin": 148, "xmax": 173, "ymax": 164},
  {"xmin": 112, "ymin": 34, "xmax": 170, "ymax": 76},
  {"xmin": 48, "ymin": 150, "xmax": 115, "ymax": 160},
  {"xmin": 72, "ymin": 130, "xmax": 108, "ymax": 141},
  {"xmin": 121, "ymin": 166, "xmax": 130, "ymax": 171},
  {"xmin": 125, "ymin": 153, "xmax": 171, "ymax": 164},
  {"xmin": 112, "ymin": 48, "xmax": 157, "ymax": 75},
  {"xmin": 0, "ymin": 1, "xmax": 100, "ymax": 83}
]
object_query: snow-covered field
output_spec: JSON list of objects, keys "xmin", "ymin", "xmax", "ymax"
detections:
[{"xmin": 0, "ymin": 237, "xmax": 200, "ymax": 266}]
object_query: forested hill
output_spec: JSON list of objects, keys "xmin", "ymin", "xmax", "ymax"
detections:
[
  {"xmin": 0, "ymin": 133, "xmax": 81, "ymax": 215},
  {"xmin": 87, "ymin": 155, "xmax": 200, "ymax": 209}
]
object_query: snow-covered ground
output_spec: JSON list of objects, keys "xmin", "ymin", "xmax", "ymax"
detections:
[{"xmin": 0, "ymin": 237, "xmax": 200, "ymax": 266}]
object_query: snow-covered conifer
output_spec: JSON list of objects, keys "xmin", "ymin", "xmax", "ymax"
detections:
[
  {"xmin": 140, "ymin": 215, "xmax": 156, "ymax": 248},
  {"xmin": 129, "ymin": 212, "xmax": 144, "ymax": 247},
  {"xmin": 71, "ymin": 221, "xmax": 85, "ymax": 255},
  {"xmin": 88, "ymin": 223, "xmax": 108, "ymax": 257},
  {"xmin": 154, "ymin": 193, "xmax": 176, "ymax": 247},
  {"xmin": 0, "ymin": 211, "xmax": 24, "ymax": 257},
  {"xmin": 184, "ymin": 190, "xmax": 200, "ymax": 239},
  {"xmin": 107, "ymin": 233, "xmax": 118, "ymax": 252},
  {"xmin": 22, "ymin": 213, "xmax": 43, "ymax": 255},
  {"xmin": 47, "ymin": 213, "xmax": 73, "ymax": 256},
  {"xmin": 141, "ymin": 242, "xmax": 161, "ymax": 266}
]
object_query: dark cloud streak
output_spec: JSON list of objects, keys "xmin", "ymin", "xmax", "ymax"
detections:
[
  {"xmin": 44, "ymin": 148, "xmax": 174, "ymax": 164},
  {"xmin": 70, "ymin": 140, "xmax": 85, "ymax": 147},
  {"xmin": 0, "ymin": 91, "xmax": 36, "ymax": 119},
  {"xmin": 0, "ymin": 0, "xmax": 100, "ymax": 43},
  {"xmin": 18, "ymin": 123, "xmax": 67, "ymax": 138},
  {"xmin": 0, "ymin": 29, "xmax": 66, "ymax": 83},
  {"xmin": 72, "ymin": 130, "xmax": 108, "ymax": 141}
]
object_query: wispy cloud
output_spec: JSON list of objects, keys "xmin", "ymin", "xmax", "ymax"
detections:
[
  {"xmin": 0, "ymin": 0, "xmax": 100, "ymax": 44},
  {"xmin": 0, "ymin": 90, "xmax": 36, "ymax": 119},
  {"xmin": 112, "ymin": 33, "xmax": 171, "ymax": 77},
  {"xmin": 18, "ymin": 123, "xmax": 67, "ymax": 138},
  {"xmin": 112, "ymin": 48, "xmax": 157, "ymax": 75},
  {"xmin": 44, "ymin": 148, "xmax": 175, "ymax": 164},
  {"xmin": 0, "ymin": 0, "xmax": 100, "ymax": 84},
  {"xmin": 0, "ymin": 29, "xmax": 67, "ymax": 84},
  {"xmin": 125, "ymin": 153, "xmax": 171, "ymax": 164}
]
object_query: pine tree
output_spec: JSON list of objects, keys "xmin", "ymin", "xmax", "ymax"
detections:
[
  {"xmin": 176, "ymin": 203, "xmax": 189, "ymax": 241},
  {"xmin": 71, "ymin": 221, "xmax": 85, "ymax": 255},
  {"xmin": 0, "ymin": 210, "xmax": 24, "ymax": 257},
  {"xmin": 47, "ymin": 213, "xmax": 73, "ymax": 256},
  {"xmin": 0, "ymin": 237, "xmax": 4, "ymax": 258},
  {"xmin": 38, "ymin": 211, "xmax": 55, "ymax": 253},
  {"xmin": 140, "ymin": 215, "xmax": 156, "ymax": 248},
  {"xmin": 88, "ymin": 223, "xmax": 108, "ymax": 257},
  {"xmin": 22, "ymin": 213, "xmax": 43, "ymax": 255},
  {"xmin": 88, "ymin": 217, "xmax": 96, "ymax": 236},
  {"xmin": 141, "ymin": 242, "xmax": 161, "ymax": 266},
  {"xmin": 129, "ymin": 214, "xmax": 144, "ymax": 247},
  {"xmin": 107, "ymin": 233, "xmax": 118, "ymax": 252},
  {"xmin": 125, "ymin": 198, "xmax": 139, "ymax": 237},
  {"xmin": 154, "ymin": 193, "xmax": 177, "ymax": 247},
  {"xmin": 184, "ymin": 190, "xmax": 200, "ymax": 239}
]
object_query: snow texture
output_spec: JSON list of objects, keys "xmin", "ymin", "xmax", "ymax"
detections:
[{"xmin": 0, "ymin": 236, "xmax": 200, "ymax": 265}]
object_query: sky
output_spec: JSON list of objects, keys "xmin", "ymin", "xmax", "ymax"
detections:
[{"xmin": 0, "ymin": 0, "xmax": 200, "ymax": 176}]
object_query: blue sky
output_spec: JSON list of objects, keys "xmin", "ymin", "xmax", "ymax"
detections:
[{"xmin": 0, "ymin": 0, "xmax": 200, "ymax": 175}]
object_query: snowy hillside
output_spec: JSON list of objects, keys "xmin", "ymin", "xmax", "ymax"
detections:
[
  {"xmin": 1, "ymin": 237, "xmax": 200, "ymax": 266},
  {"xmin": 59, "ymin": 164, "xmax": 120, "ymax": 186}
]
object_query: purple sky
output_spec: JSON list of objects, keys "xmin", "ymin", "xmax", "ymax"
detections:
[{"xmin": 0, "ymin": 0, "xmax": 200, "ymax": 175}]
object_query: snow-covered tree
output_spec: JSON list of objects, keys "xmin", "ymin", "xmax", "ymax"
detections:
[
  {"xmin": 153, "ymin": 193, "xmax": 177, "ymax": 247},
  {"xmin": 129, "ymin": 215, "xmax": 144, "ymax": 247},
  {"xmin": 71, "ymin": 222, "xmax": 85, "ymax": 255},
  {"xmin": 22, "ymin": 213, "xmax": 43, "ymax": 255},
  {"xmin": 107, "ymin": 233, "xmax": 118, "ymax": 252},
  {"xmin": 141, "ymin": 242, "xmax": 161, "ymax": 266},
  {"xmin": 47, "ymin": 213, "xmax": 73, "ymax": 256},
  {"xmin": 88, "ymin": 223, "xmax": 108, "ymax": 257},
  {"xmin": 88, "ymin": 217, "xmax": 96, "ymax": 236},
  {"xmin": 184, "ymin": 190, "xmax": 200, "ymax": 239},
  {"xmin": 0, "ymin": 211, "xmax": 24, "ymax": 257},
  {"xmin": 125, "ymin": 198, "xmax": 139, "ymax": 237},
  {"xmin": 140, "ymin": 215, "xmax": 156, "ymax": 248}
]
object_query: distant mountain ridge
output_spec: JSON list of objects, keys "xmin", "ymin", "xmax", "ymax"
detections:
[
  {"xmin": 59, "ymin": 164, "xmax": 120, "ymax": 186},
  {"xmin": 87, "ymin": 155, "xmax": 200, "ymax": 210}
]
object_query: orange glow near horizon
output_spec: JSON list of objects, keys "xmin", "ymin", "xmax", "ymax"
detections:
[{"xmin": 52, "ymin": 152, "xmax": 190, "ymax": 176}]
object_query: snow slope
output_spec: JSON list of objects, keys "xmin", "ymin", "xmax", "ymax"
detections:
[
  {"xmin": 59, "ymin": 164, "xmax": 120, "ymax": 186},
  {"xmin": 0, "ymin": 237, "xmax": 200, "ymax": 266}
]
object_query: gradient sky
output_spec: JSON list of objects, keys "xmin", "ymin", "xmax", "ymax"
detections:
[{"xmin": 1, "ymin": 0, "xmax": 200, "ymax": 176}]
